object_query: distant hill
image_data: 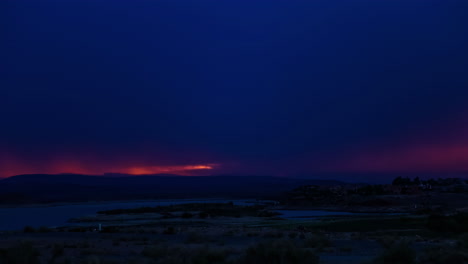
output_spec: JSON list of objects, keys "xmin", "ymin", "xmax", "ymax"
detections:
[
  {"xmin": 290, "ymin": 172, "xmax": 468, "ymax": 184},
  {"xmin": 0, "ymin": 174, "xmax": 346, "ymax": 204}
]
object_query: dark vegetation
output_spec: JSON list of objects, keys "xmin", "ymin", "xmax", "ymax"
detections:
[
  {"xmin": 426, "ymin": 212, "xmax": 468, "ymax": 232},
  {"xmin": 369, "ymin": 235, "xmax": 468, "ymax": 264},
  {"xmin": 2, "ymin": 232, "xmax": 468, "ymax": 264},
  {"xmin": 372, "ymin": 240, "xmax": 416, "ymax": 264},
  {"xmin": 97, "ymin": 202, "xmax": 281, "ymax": 218},
  {"xmin": 2, "ymin": 214, "xmax": 468, "ymax": 263},
  {"xmin": 284, "ymin": 213, "xmax": 468, "ymax": 236},
  {"xmin": 0, "ymin": 242, "xmax": 40, "ymax": 264},
  {"xmin": 240, "ymin": 239, "xmax": 319, "ymax": 264},
  {"xmin": 285, "ymin": 176, "xmax": 468, "ymax": 211},
  {"xmin": 142, "ymin": 244, "xmax": 230, "ymax": 264},
  {"xmin": 2, "ymin": 176, "xmax": 468, "ymax": 263},
  {"xmin": 23, "ymin": 226, "xmax": 54, "ymax": 234}
]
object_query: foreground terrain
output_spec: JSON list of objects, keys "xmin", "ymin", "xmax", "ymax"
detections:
[{"xmin": 1, "ymin": 202, "xmax": 468, "ymax": 264}]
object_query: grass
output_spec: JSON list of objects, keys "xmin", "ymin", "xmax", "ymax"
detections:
[
  {"xmin": 163, "ymin": 226, "xmax": 177, "ymax": 235},
  {"xmin": 49, "ymin": 243, "xmax": 65, "ymax": 263},
  {"xmin": 427, "ymin": 212, "xmax": 468, "ymax": 232},
  {"xmin": 372, "ymin": 241, "xmax": 416, "ymax": 264},
  {"xmin": 142, "ymin": 245, "xmax": 229, "ymax": 264},
  {"xmin": 185, "ymin": 232, "xmax": 209, "ymax": 244},
  {"xmin": 0, "ymin": 242, "xmax": 40, "ymax": 264},
  {"xmin": 303, "ymin": 233, "xmax": 332, "ymax": 249},
  {"xmin": 419, "ymin": 246, "xmax": 468, "ymax": 264},
  {"xmin": 141, "ymin": 238, "xmax": 321, "ymax": 264},
  {"xmin": 279, "ymin": 216, "xmax": 426, "ymax": 233},
  {"xmin": 240, "ymin": 239, "xmax": 319, "ymax": 264},
  {"xmin": 9, "ymin": 210, "xmax": 468, "ymax": 264},
  {"xmin": 262, "ymin": 231, "xmax": 284, "ymax": 238}
]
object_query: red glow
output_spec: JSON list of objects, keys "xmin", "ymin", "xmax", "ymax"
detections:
[
  {"xmin": 332, "ymin": 143, "xmax": 468, "ymax": 172},
  {"xmin": 326, "ymin": 114, "xmax": 468, "ymax": 173},
  {"xmin": 0, "ymin": 154, "xmax": 218, "ymax": 178},
  {"xmin": 123, "ymin": 165, "xmax": 215, "ymax": 175}
]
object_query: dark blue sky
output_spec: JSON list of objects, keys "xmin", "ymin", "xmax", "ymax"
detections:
[{"xmin": 1, "ymin": 0, "xmax": 468, "ymax": 178}]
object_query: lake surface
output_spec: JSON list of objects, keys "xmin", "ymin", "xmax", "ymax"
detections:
[{"xmin": 0, "ymin": 199, "xmax": 263, "ymax": 231}]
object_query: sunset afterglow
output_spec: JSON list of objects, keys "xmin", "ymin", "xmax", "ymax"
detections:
[
  {"xmin": 333, "ymin": 144, "xmax": 468, "ymax": 173},
  {"xmin": 0, "ymin": 155, "xmax": 218, "ymax": 178},
  {"xmin": 2, "ymin": 0, "xmax": 468, "ymax": 182},
  {"xmin": 124, "ymin": 165, "xmax": 216, "ymax": 175}
]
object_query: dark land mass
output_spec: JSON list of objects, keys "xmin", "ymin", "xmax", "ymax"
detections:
[
  {"xmin": 281, "ymin": 176, "xmax": 468, "ymax": 214},
  {"xmin": 2, "ymin": 201, "xmax": 468, "ymax": 264},
  {"xmin": 1, "ymin": 177, "xmax": 468, "ymax": 263},
  {"xmin": 0, "ymin": 174, "xmax": 346, "ymax": 204}
]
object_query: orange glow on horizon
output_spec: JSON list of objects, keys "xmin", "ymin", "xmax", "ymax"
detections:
[
  {"xmin": 123, "ymin": 165, "xmax": 215, "ymax": 175},
  {"xmin": 0, "ymin": 155, "xmax": 218, "ymax": 178}
]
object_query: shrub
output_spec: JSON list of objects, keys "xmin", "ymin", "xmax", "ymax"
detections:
[
  {"xmin": 181, "ymin": 212, "xmax": 194, "ymax": 219},
  {"xmin": 458, "ymin": 233, "xmax": 468, "ymax": 249},
  {"xmin": 80, "ymin": 240, "xmax": 91, "ymax": 248},
  {"xmin": 373, "ymin": 241, "xmax": 416, "ymax": 264},
  {"xmin": 199, "ymin": 211, "xmax": 209, "ymax": 219},
  {"xmin": 100, "ymin": 226, "xmax": 119, "ymax": 233},
  {"xmin": 142, "ymin": 245, "xmax": 172, "ymax": 259},
  {"xmin": 419, "ymin": 247, "xmax": 468, "ymax": 264},
  {"xmin": 23, "ymin": 226, "xmax": 36, "ymax": 233},
  {"xmin": 303, "ymin": 234, "xmax": 332, "ymax": 249},
  {"xmin": 427, "ymin": 213, "xmax": 468, "ymax": 232},
  {"xmin": 142, "ymin": 245, "xmax": 228, "ymax": 264},
  {"xmin": 50, "ymin": 243, "xmax": 65, "ymax": 263},
  {"xmin": 257, "ymin": 210, "xmax": 281, "ymax": 217},
  {"xmin": 185, "ymin": 232, "xmax": 207, "ymax": 244},
  {"xmin": 246, "ymin": 232, "xmax": 259, "ymax": 237},
  {"xmin": 377, "ymin": 236, "xmax": 399, "ymax": 249},
  {"xmin": 37, "ymin": 226, "xmax": 52, "ymax": 233},
  {"xmin": 185, "ymin": 247, "xmax": 227, "ymax": 264},
  {"xmin": 0, "ymin": 242, "xmax": 40, "ymax": 264},
  {"xmin": 82, "ymin": 255, "xmax": 101, "ymax": 264},
  {"xmin": 163, "ymin": 226, "xmax": 176, "ymax": 235},
  {"xmin": 339, "ymin": 247, "xmax": 353, "ymax": 253},
  {"xmin": 263, "ymin": 231, "xmax": 284, "ymax": 238},
  {"xmin": 69, "ymin": 227, "xmax": 89, "ymax": 233},
  {"xmin": 222, "ymin": 230, "xmax": 235, "ymax": 237},
  {"xmin": 239, "ymin": 239, "xmax": 319, "ymax": 264}
]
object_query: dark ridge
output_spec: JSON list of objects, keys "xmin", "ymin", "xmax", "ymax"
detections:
[{"xmin": 0, "ymin": 174, "xmax": 347, "ymax": 205}]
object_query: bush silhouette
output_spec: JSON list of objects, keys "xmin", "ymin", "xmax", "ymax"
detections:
[
  {"xmin": 0, "ymin": 242, "xmax": 40, "ymax": 264},
  {"xmin": 373, "ymin": 241, "xmax": 416, "ymax": 264},
  {"xmin": 240, "ymin": 239, "xmax": 319, "ymax": 264}
]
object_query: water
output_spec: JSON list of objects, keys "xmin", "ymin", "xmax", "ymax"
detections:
[{"xmin": 0, "ymin": 199, "xmax": 261, "ymax": 231}]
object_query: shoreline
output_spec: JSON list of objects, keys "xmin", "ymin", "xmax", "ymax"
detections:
[{"xmin": 0, "ymin": 198, "xmax": 274, "ymax": 209}]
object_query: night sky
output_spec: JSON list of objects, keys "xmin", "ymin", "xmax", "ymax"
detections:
[{"xmin": 1, "ymin": 0, "xmax": 468, "ymax": 179}]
